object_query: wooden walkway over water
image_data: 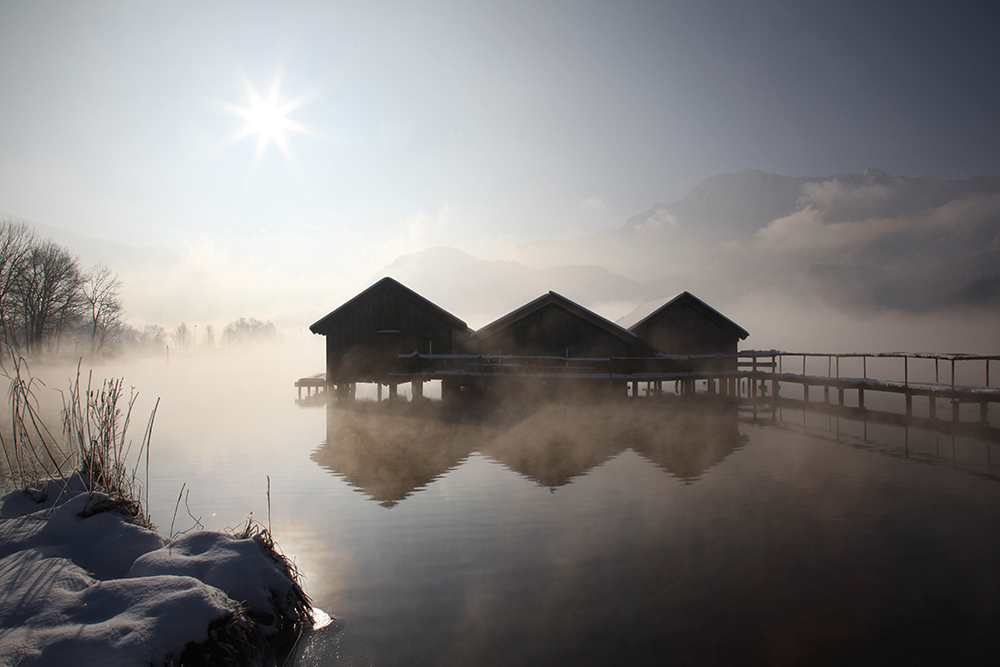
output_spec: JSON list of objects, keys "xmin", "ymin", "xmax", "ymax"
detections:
[
  {"xmin": 731, "ymin": 351, "xmax": 1000, "ymax": 425},
  {"xmin": 298, "ymin": 350, "xmax": 1000, "ymax": 433}
]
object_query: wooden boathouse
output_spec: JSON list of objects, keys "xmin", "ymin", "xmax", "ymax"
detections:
[
  {"xmin": 470, "ymin": 291, "xmax": 647, "ymax": 358},
  {"xmin": 309, "ymin": 277, "xmax": 749, "ymax": 402},
  {"xmin": 624, "ymin": 291, "xmax": 749, "ymax": 362},
  {"xmin": 305, "ymin": 278, "xmax": 1000, "ymax": 432},
  {"xmin": 309, "ymin": 277, "xmax": 470, "ymax": 401}
]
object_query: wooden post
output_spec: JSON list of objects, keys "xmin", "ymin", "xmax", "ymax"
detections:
[
  {"xmin": 904, "ymin": 356, "xmax": 908, "ymax": 388},
  {"xmin": 935, "ymin": 359, "xmax": 939, "ymax": 383},
  {"xmin": 803, "ymin": 384, "xmax": 810, "ymax": 402},
  {"xmin": 858, "ymin": 388, "xmax": 865, "ymax": 410},
  {"xmin": 905, "ymin": 393, "xmax": 912, "ymax": 417},
  {"xmin": 863, "ymin": 356, "xmax": 867, "ymax": 379},
  {"xmin": 951, "ymin": 359, "xmax": 956, "ymax": 393},
  {"xmin": 771, "ymin": 354, "xmax": 779, "ymax": 398},
  {"xmin": 987, "ymin": 359, "xmax": 991, "ymax": 387},
  {"xmin": 631, "ymin": 381, "xmax": 638, "ymax": 398},
  {"xmin": 838, "ymin": 387, "xmax": 844, "ymax": 405},
  {"xmin": 377, "ymin": 383, "xmax": 383, "ymax": 401},
  {"xmin": 411, "ymin": 379, "xmax": 423, "ymax": 400},
  {"xmin": 388, "ymin": 383, "xmax": 398, "ymax": 399},
  {"xmin": 824, "ymin": 385, "xmax": 830, "ymax": 403}
]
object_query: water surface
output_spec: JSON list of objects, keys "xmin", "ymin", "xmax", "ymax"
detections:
[{"xmin": 30, "ymin": 355, "xmax": 1000, "ymax": 666}]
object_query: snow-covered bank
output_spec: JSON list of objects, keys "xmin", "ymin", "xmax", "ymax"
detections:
[{"xmin": 0, "ymin": 473, "xmax": 315, "ymax": 666}]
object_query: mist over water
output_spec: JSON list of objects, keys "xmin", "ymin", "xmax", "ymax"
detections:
[
  {"xmin": 4, "ymin": 343, "xmax": 999, "ymax": 666},
  {"xmin": 5, "ymin": 4, "xmax": 1000, "ymax": 662}
]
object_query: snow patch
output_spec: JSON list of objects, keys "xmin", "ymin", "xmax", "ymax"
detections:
[{"xmin": 0, "ymin": 476, "xmax": 319, "ymax": 666}]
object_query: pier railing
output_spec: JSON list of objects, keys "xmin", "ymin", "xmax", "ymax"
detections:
[
  {"xmin": 302, "ymin": 349, "xmax": 1000, "ymax": 430},
  {"xmin": 732, "ymin": 350, "xmax": 1000, "ymax": 430}
]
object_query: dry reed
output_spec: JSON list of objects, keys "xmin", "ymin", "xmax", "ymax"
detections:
[
  {"xmin": 0, "ymin": 352, "xmax": 72, "ymax": 493},
  {"xmin": 0, "ymin": 354, "xmax": 156, "ymax": 528},
  {"xmin": 60, "ymin": 363, "xmax": 158, "ymax": 528}
]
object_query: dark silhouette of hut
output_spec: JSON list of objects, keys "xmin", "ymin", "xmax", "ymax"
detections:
[
  {"xmin": 625, "ymin": 291, "xmax": 749, "ymax": 363},
  {"xmin": 468, "ymin": 291, "xmax": 648, "ymax": 399},
  {"xmin": 471, "ymin": 291, "xmax": 643, "ymax": 357},
  {"xmin": 309, "ymin": 277, "xmax": 469, "ymax": 399},
  {"xmin": 308, "ymin": 281, "xmax": 750, "ymax": 403}
]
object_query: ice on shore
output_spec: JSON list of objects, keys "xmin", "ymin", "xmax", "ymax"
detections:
[{"xmin": 0, "ymin": 474, "xmax": 313, "ymax": 666}]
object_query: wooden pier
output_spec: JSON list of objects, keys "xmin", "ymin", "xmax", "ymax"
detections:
[
  {"xmin": 298, "ymin": 350, "xmax": 1000, "ymax": 435},
  {"xmin": 731, "ymin": 351, "xmax": 999, "ymax": 425},
  {"xmin": 295, "ymin": 374, "xmax": 328, "ymax": 400}
]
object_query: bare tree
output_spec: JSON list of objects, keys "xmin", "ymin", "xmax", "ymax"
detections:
[
  {"xmin": 13, "ymin": 240, "xmax": 85, "ymax": 356},
  {"xmin": 222, "ymin": 317, "xmax": 277, "ymax": 347},
  {"xmin": 0, "ymin": 220, "xmax": 36, "ymax": 349},
  {"xmin": 82, "ymin": 264, "xmax": 124, "ymax": 355},
  {"xmin": 171, "ymin": 322, "xmax": 190, "ymax": 351},
  {"xmin": 203, "ymin": 324, "xmax": 215, "ymax": 350},
  {"xmin": 121, "ymin": 323, "xmax": 167, "ymax": 354}
]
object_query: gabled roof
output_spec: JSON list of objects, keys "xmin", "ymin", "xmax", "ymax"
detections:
[
  {"xmin": 627, "ymin": 291, "xmax": 749, "ymax": 340},
  {"xmin": 472, "ymin": 291, "xmax": 637, "ymax": 343},
  {"xmin": 310, "ymin": 277, "xmax": 467, "ymax": 335}
]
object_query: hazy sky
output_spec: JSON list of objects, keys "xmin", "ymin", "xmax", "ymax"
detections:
[{"xmin": 1, "ymin": 0, "xmax": 998, "ymax": 333}]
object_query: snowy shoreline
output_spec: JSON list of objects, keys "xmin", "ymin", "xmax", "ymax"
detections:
[{"xmin": 0, "ymin": 472, "xmax": 316, "ymax": 666}]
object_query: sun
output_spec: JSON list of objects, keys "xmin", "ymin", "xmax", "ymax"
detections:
[{"xmin": 224, "ymin": 71, "xmax": 314, "ymax": 167}]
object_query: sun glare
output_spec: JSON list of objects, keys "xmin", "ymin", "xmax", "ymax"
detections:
[{"xmin": 224, "ymin": 71, "xmax": 314, "ymax": 168}]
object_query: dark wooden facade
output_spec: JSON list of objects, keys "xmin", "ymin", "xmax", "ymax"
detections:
[
  {"xmin": 309, "ymin": 279, "xmax": 749, "ymax": 402},
  {"xmin": 627, "ymin": 292, "xmax": 749, "ymax": 368},
  {"xmin": 309, "ymin": 277, "xmax": 469, "ymax": 385},
  {"xmin": 470, "ymin": 291, "xmax": 644, "ymax": 358}
]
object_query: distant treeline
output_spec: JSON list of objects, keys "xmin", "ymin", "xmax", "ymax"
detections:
[
  {"xmin": 158, "ymin": 317, "xmax": 279, "ymax": 353},
  {"xmin": 0, "ymin": 219, "xmax": 279, "ymax": 359}
]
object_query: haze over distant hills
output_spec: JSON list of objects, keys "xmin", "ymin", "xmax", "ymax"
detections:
[
  {"xmin": 5, "ymin": 167, "xmax": 1000, "ymax": 335},
  {"xmin": 493, "ymin": 168, "xmax": 1000, "ymax": 314}
]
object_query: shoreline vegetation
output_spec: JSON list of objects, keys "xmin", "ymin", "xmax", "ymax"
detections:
[{"xmin": 0, "ymin": 356, "xmax": 317, "ymax": 666}]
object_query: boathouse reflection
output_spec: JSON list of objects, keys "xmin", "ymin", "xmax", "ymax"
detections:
[
  {"xmin": 312, "ymin": 405, "xmax": 479, "ymax": 507},
  {"xmin": 314, "ymin": 401, "xmax": 746, "ymax": 504}
]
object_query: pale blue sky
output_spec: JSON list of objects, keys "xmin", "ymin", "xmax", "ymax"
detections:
[{"xmin": 1, "ymin": 0, "xmax": 998, "ymax": 330}]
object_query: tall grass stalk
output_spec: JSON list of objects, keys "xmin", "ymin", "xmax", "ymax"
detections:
[
  {"xmin": 0, "ymin": 353, "xmax": 71, "ymax": 489},
  {"xmin": 0, "ymin": 353, "xmax": 157, "ymax": 529},
  {"xmin": 61, "ymin": 364, "xmax": 158, "ymax": 527}
]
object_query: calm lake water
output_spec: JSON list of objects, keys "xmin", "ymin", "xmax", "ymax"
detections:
[{"xmin": 20, "ymin": 352, "xmax": 1000, "ymax": 666}]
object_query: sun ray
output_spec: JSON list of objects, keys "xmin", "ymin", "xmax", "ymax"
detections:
[{"xmin": 221, "ymin": 68, "xmax": 316, "ymax": 172}]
